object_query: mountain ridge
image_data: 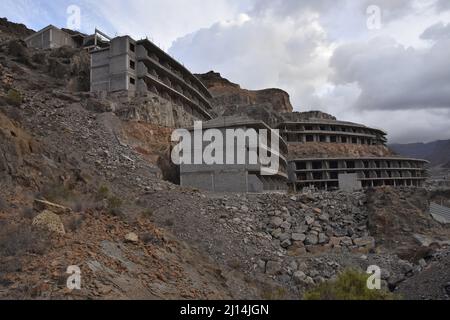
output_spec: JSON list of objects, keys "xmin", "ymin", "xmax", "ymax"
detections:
[{"xmin": 390, "ymin": 139, "xmax": 450, "ymax": 168}]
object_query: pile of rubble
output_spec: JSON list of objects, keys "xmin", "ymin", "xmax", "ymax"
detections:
[
  {"xmin": 181, "ymin": 189, "xmax": 429, "ymax": 294},
  {"xmin": 216, "ymin": 189, "xmax": 372, "ymax": 256}
]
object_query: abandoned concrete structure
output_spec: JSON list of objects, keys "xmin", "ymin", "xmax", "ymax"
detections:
[
  {"xmin": 179, "ymin": 117, "xmax": 288, "ymax": 193},
  {"xmin": 24, "ymin": 25, "xmax": 110, "ymax": 51},
  {"xmin": 278, "ymin": 120, "xmax": 387, "ymax": 145},
  {"xmin": 24, "ymin": 24, "xmax": 429, "ymax": 193},
  {"xmin": 90, "ymin": 36, "xmax": 214, "ymax": 121},
  {"xmin": 288, "ymin": 157, "xmax": 428, "ymax": 190}
]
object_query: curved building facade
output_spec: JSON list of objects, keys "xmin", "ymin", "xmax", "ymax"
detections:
[
  {"xmin": 289, "ymin": 157, "xmax": 428, "ymax": 190},
  {"xmin": 276, "ymin": 117, "xmax": 428, "ymax": 191},
  {"xmin": 278, "ymin": 120, "xmax": 387, "ymax": 145}
]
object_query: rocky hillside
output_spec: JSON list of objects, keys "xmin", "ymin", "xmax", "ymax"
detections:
[
  {"xmin": 390, "ymin": 140, "xmax": 450, "ymax": 168},
  {"xmin": 0, "ymin": 17, "xmax": 34, "ymax": 41},
  {"xmin": 0, "ymin": 18, "xmax": 449, "ymax": 300},
  {"xmin": 196, "ymin": 71, "xmax": 293, "ymax": 125},
  {"xmin": 288, "ymin": 143, "xmax": 395, "ymax": 160}
]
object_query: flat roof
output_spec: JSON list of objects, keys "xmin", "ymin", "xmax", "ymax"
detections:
[
  {"xmin": 278, "ymin": 120, "xmax": 387, "ymax": 135},
  {"xmin": 289, "ymin": 157, "xmax": 429, "ymax": 163},
  {"xmin": 24, "ymin": 24, "xmax": 58, "ymax": 41},
  {"xmin": 184, "ymin": 117, "xmax": 288, "ymax": 147}
]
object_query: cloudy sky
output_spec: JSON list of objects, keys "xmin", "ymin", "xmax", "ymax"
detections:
[{"xmin": 2, "ymin": 0, "xmax": 450, "ymax": 143}]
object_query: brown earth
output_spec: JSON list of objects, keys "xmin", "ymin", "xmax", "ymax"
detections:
[{"xmin": 288, "ymin": 143, "xmax": 395, "ymax": 160}]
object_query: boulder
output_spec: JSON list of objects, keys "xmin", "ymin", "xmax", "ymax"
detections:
[
  {"xmin": 305, "ymin": 216, "xmax": 315, "ymax": 225},
  {"xmin": 125, "ymin": 232, "xmax": 139, "ymax": 243},
  {"xmin": 318, "ymin": 233, "xmax": 328, "ymax": 244},
  {"xmin": 280, "ymin": 221, "xmax": 291, "ymax": 230},
  {"xmin": 281, "ymin": 239, "xmax": 292, "ymax": 248},
  {"xmin": 85, "ymin": 98, "xmax": 115, "ymax": 113},
  {"xmin": 340, "ymin": 236, "xmax": 353, "ymax": 247},
  {"xmin": 34, "ymin": 199, "xmax": 72, "ymax": 215},
  {"xmin": 353, "ymin": 236, "xmax": 376, "ymax": 249},
  {"xmin": 305, "ymin": 234, "xmax": 319, "ymax": 245},
  {"xmin": 291, "ymin": 233, "xmax": 306, "ymax": 242},
  {"xmin": 32, "ymin": 210, "xmax": 65, "ymax": 235},
  {"xmin": 271, "ymin": 217, "xmax": 283, "ymax": 228},
  {"xmin": 279, "ymin": 233, "xmax": 291, "ymax": 242},
  {"xmin": 293, "ymin": 271, "xmax": 307, "ymax": 284},
  {"xmin": 265, "ymin": 261, "xmax": 282, "ymax": 275}
]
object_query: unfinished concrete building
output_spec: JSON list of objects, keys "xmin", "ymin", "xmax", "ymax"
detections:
[
  {"xmin": 288, "ymin": 157, "xmax": 428, "ymax": 191},
  {"xmin": 278, "ymin": 120, "xmax": 387, "ymax": 145},
  {"xmin": 90, "ymin": 36, "xmax": 214, "ymax": 121},
  {"xmin": 179, "ymin": 117, "xmax": 288, "ymax": 193},
  {"xmin": 24, "ymin": 25, "xmax": 110, "ymax": 51},
  {"xmin": 277, "ymin": 117, "xmax": 428, "ymax": 191}
]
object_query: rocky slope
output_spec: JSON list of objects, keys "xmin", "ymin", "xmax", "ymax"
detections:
[
  {"xmin": 288, "ymin": 143, "xmax": 395, "ymax": 160},
  {"xmin": 0, "ymin": 17, "xmax": 34, "ymax": 42},
  {"xmin": 0, "ymin": 18, "xmax": 449, "ymax": 300},
  {"xmin": 196, "ymin": 71, "xmax": 293, "ymax": 126}
]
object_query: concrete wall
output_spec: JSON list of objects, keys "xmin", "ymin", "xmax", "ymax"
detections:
[
  {"xmin": 91, "ymin": 36, "xmax": 137, "ymax": 93},
  {"xmin": 25, "ymin": 27, "xmax": 76, "ymax": 49},
  {"xmin": 25, "ymin": 29, "xmax": 51, "ymax": 49},
  {"xmin": 180, "ymin": 169, "xmax": 251, "ymax": 193},
  {"xmin": 338, "ymin": 173, "xmax": 362, "ymax": 192},
  {"xmin": 51, "ymin": 28, "xmax": 76, "ymax": 48},
  {"xmin": 181, "ymin": 172, "xmax": 214, "ymax": 191},
  {"xmin": 179, "ymin": 122, "xmax": 288, "ymax": 193}
]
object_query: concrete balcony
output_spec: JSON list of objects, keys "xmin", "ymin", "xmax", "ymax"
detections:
[{"xmin": 136, "ymin": 45, "xmax": 213, "ymax": 110}]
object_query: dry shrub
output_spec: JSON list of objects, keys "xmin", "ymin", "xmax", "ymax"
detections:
[
  {"xmin": 5, "ymin": 89, "xmax": 22, "ymax": 107},
  {"xmin": 64, "ymin": 214, "xmax": 85, "ymax": 232},
  {"xmin": 0, "ymin": 223, "xmax": 52, "ymax": 258}
]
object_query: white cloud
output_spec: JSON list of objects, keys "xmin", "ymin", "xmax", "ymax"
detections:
[
  {"xmin": 78, "ymin": 0, "xmax": 246, "ymax": 50},
  {"xmin": 169, "ymin": 7, "xmax": 333, "ymax": 110}
]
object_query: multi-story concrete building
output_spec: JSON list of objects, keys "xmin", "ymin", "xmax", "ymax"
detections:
[
  {"xmin": 274, "ymin": 116, "xmax": 429, "ymax": 191},
  {"xmin": 288, "ymin": 157, "xmax": 428, "ymax": 190},
  {"xmin": 90, "ymin": 36, "xmax": 214, "ymax": 122},
  {"xmin": 278, "ymin": 120, "xmax": 387, "ymax": 145},
  {"xmin": 179, "ymin": 117, "xmax": 288, "ymax": 193},
  {"xmin": 24, "ymin": 25, "xmax": 110, "ymax": 51}
]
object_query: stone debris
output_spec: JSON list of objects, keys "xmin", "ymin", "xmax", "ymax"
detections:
[{"xmin": 125, "ymin": 232, "xmax": 139, "ymax": 244}]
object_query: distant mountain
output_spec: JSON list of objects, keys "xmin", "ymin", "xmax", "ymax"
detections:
[{"xmin": 390, "ymin": 140, "xmax": 450, "ymax": 168}]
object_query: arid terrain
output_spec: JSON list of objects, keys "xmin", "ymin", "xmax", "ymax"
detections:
[{"xmin": 0, "ymin": 18, "xmax": 450, "ymax": 300}]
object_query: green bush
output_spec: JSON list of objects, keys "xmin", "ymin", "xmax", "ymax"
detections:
[
  {"xmin": 261, "ymin": 286, "xmax": 289, "ymax": 300},
  {"xmin": 107, "ymin": 196, "xmax": 123, "ymax": 216},
  {"xmin": 95, "ymin": 185, "xmax": 109, "ymax": 201},
  {"xmin": 6, "ymin": 89, "xmax": 23, "ymax": 107},
  {"xmin": 303, "ymin": 269, "xmax": 398, "ymax": 300}
]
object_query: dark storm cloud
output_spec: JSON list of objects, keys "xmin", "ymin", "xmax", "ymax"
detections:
[{"xmin": 329, "ymin": 36, "xmax": 450, "ymax": 111}]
